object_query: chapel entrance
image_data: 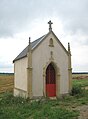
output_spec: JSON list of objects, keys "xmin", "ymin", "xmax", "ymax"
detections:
[{"xmin": 46, "ymin": 63, "xmax": 56, "ymax": 97}]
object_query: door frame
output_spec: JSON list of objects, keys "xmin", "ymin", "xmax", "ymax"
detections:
[
  {"xmin": 46, "ymin": 63, "xmax": 56, "ymax": 97},
  {"xmin": 43, "ymin": 61, "xmax": 60, "ymax": 98}
]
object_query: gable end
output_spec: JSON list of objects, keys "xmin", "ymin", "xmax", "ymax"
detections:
[{"xmin": 13, "ymin": 31, "xmax": 69, "ymax": 63}]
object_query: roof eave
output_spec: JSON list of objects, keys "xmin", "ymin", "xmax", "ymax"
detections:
[{"xmin": 13, "ymin": 55, "xmax": 27, "ymax": 63}]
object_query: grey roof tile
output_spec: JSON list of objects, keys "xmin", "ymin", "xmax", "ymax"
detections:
[
  {"xmin": 13, "ymin": 31, "xmax": 69, "ymax": 63},
  {"xmin": 13, "ymin": 34, "xmax": 46, "ymax": 62}
]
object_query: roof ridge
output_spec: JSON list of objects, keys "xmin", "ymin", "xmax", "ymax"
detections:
[
  {"xmin": 32, "ymin": 34, "xmax": 46, "ymax": 50},
  {"xmin": 13, "ymin": 34, "xmax": 46, "ymax": 62},
  {"xmin": 32, "ymin": 34, "xmax": 46, "ymax": 44}
]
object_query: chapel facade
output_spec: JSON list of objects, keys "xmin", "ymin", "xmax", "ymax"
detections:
[{"xmin": 13, "ymin": 21, "xmax": 72, "ymax": 99}]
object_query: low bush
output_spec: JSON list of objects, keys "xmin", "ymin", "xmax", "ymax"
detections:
[{"xmin": 70, "ymin": 85, "xmax": 83, "ymax": 96}]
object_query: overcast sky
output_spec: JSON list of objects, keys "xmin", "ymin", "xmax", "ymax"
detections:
[{"xmin": 0, "ymin": 0, "xmax": 88, "ymax": 73}]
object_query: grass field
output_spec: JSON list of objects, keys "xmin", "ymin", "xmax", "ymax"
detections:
[
  {"xmin": 0, "ymin": 73, "xmax": 88, "ymax": 118},
  {"xmin": 0, "ymin": 74, "xmax": 14, "ymax": 93},
  {"xmin": 72, "ymin": 73, "xmax": 88, "ymax": 90}
]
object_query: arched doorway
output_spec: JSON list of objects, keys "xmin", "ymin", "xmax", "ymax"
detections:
[{"xmin": 46, "ymin": 63, "xmax": 56, "ymax": 97}]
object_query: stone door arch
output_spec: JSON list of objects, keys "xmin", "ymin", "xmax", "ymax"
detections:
[
  {"xmin": 46, "ymin": 63, "xmax": 56, "ymax": 97},
  {"xmin": 43, "ymin": 61, "xmax": 60, "ymax": 98}
]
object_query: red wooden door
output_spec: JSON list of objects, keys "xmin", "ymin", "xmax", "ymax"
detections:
[{"xmin": 46, "ymin": 63, "xmax": 56, "ymax": 97}]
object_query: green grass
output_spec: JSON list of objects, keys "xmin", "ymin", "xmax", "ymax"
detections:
[
  {"xmin": 0, "ymin": 77, "xmax": 88, "ymax": 119},
  {"xmin": 73, "ymin": 79, "xmax": 88, "ymax": 87},
  {"xmin": 71, "ymin": 78, "xmax": 88, "ymax": 104},
  {"xmin": 0, "ymin": 93, "xmax": 80, "ymax": 119}
]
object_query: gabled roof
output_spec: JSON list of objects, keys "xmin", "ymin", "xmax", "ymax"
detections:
[
  {"xmin": 13, "ymin": 31, "xmax": 69, "ymax": 63},
  {"xmin": 13, "ymin": 34, "xmax": 46, "ymax": 62}
]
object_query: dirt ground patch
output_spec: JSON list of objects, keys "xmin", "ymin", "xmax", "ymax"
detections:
[
  {"xmin": 76, "ymin": 105, "xmax": 88, "ymax": 119},
  {"xmin": 0, "ymin": 75, "xmax": 14, "ymax": 93}
]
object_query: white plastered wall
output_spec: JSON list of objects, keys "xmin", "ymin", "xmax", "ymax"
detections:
[
  {"xmin": 14, "ymin": 57, "xmax": 28, "ymax": 97},
  {"xmin": 32, "ymin": 32, "xmax": 69, "ymax": 97}
]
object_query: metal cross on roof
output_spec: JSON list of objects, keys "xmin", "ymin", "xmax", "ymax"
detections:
[{"xmin": 48, "ymin": 20, "xmax": 53, "ymax": 31}]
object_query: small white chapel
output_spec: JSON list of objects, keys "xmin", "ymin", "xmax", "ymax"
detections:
[{"xmin": 13, "ymin": 21, "xmax": 72, "ymax": 99}]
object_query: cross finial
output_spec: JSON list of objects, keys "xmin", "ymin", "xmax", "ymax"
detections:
[{"xmin": 48, "ymin": 20, "xmax": 53, "ymax": 31}]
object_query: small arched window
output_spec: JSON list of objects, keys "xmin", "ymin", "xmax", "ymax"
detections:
[{"xmin": 49, "ymin": 38, "xmax": 54, "ymax": 47}]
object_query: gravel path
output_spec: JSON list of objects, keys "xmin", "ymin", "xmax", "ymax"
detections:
[{"xmin": 76, "ymin": 105, "xmax": 88, "ymax": 119}]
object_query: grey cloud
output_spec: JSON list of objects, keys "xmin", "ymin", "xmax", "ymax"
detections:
[
  {"xmin": 82, "ymin": 39, "xmax": 88, "ymax": 45},
  {"xmin": 0, "ymin": 63, "xmax": 13, "ymax": 68},
  {"xmin": 77, "ymin": 39, "xmax": 88, "ymax": 46},
  {"xmin": 57, "ymin": 0, "xmax": 88, "ymax": 34},
  {"xmin": 0, "ymin": 0, "xmax": 38, "ymax": 37},
  {"xmin": 0, "ymin": 0, "xmax": 88, "ymax": 37}
]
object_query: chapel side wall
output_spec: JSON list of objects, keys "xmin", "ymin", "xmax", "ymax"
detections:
[
  {"xmin": 32, "ymin": 33, "xmax": 69, "ymax": 97},
  {"xmin": 14, "ymin": 57, "xmax": 27, "ymax": 97}
]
